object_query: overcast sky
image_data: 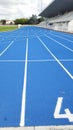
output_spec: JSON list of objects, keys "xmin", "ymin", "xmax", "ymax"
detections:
[{"xmin": 0, "ymin": 0, "xmax": 53, "ymax": 20}]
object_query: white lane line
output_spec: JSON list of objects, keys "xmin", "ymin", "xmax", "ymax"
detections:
[
  {"xmin": 0, "ymin": 41, "xmax": 14, "ymax": 56},
  {"xmin": 44, "ymin": 34, "xmax": 73, "ymax": 52},
  {"xmin": 37, "ymin": 36, "xmax": 73, "ymax": 79},
  {"xmin": 20, "ymin": 38, "xmax": 28, "ymax": 127},
  {"xmin": 0, "ymin": 59, "xmax": 73, "ymax": 62},
  {"xmin": 0, "ymin": 29, "xmax": 25, "ymax": 57},
  {"xmin": 50, "ymin": 33, "xmax": 73, "ymax": 43}
]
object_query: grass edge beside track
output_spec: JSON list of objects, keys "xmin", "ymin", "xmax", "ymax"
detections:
[{"xmin": 0, "ymin": 25, "xmax": 18, "ymax": 32}]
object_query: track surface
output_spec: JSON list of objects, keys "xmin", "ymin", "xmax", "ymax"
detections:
[{"xmin": 0, "ymin": 26, "xmax": 73, "ymax": 127}]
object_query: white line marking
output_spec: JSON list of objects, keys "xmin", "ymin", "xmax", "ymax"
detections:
[
  {"xmin": 37, "ymin": 36, "xmax": 73, "ymax": 79},
  {"xmin": 44, "ymin": 34, "xmax": 73, "ymax": 52},
  {"xmin": 54, "ymin": 97, "xmax": 73, "ymax": 122},
  {"xmin": 50, "ymin": 33, "xmax": 73, "ymax": 43},
  {"xmin": 65, "ymin": 109, "xmax": 73, "ymax": 122},
  {"xmin": 54, "ymin": 97, "xmax": 65, "ymax": 118},
  {"xmin": 0, "ymin": 28, "xmax": 25, "ymax": 57},
  {"xmin": 0, "ymin": 41, "xmax": 14, "ymax": 56},
  {"xmin": 20, "ymin": 38, "xmax": 28, "ymax": 127},
  {"xmin": 0, "ymin": 59, "xmax": 73, "ymax": 62}
]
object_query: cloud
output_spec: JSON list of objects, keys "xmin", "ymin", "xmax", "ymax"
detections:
[
  {"xmin": 0, "ymin": 0, "xmax": 52, "ymax": 20},
  {"xmin": 0, "ymin": 0, "xmax": 18, "ymax": 6}
]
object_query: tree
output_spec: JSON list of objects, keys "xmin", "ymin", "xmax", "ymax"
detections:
[
  {"xmin": 37, "ymin": 17, "xmax": 44, "ymax": 23},
  {"xmin": 14, "ymin": 18, "xmax": 29, "ymax": 25},
  {"xmin": 14, "ymin": 15, "xmax": 42, "ymax": 25},
  {"xmin": 1, "ymin": 20, "xmax": 6, "ymax": 25},
  {"xmin": 28, "ymin": 15, "xmax": 38, "ymax": 24}
]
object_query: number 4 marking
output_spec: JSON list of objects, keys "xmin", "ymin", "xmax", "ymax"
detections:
[{"xmin": 54, "ymin": 97, "xmax": 73, "ymax": 122}]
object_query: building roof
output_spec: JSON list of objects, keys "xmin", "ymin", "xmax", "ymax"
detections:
[{"xmin": 39, "ymin": 0, "xmax": 73, "ymax": 18}]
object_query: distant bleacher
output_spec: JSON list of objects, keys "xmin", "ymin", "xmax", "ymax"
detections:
[
  {"xmin": 39, "ymin": 0, "xmax": 73, "ymax": 33},
  {"xmin": 39, "ymin": 11, "xmax": 73, "ymax": 32},
  {"xmin": 48, "ymin": 11, "xmax": 73, "ymax": 23}
]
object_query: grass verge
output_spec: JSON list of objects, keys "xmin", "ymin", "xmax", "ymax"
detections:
[{"xmin": 0, "ymin": 25, "xmax": 18, "ymax": 32}]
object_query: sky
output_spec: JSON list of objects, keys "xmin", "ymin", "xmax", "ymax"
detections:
[{"xmin": 0, "ymin": 0, "xmax": 53, "ymax": 20}]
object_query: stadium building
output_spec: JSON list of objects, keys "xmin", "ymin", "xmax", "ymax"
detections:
[{"xmin": 39, "ymin": 0, "xmax": 73, "ymax": 32}]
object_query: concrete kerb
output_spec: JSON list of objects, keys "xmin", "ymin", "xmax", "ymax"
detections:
[
  {"xmin": 0, "ymin": 127, "xmax": 34, "ymax": 130},
  {"xmin": 0, "ymin": 126, "xmax": 73, "ymax": 130}
]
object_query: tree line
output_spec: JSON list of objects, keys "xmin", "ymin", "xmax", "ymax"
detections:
[{"xmin": 0, "ymin": 15, "xmax": 44, "ymax": 25}]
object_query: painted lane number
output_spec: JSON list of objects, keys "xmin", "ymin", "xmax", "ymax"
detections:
[{"xmin": 54, "ymin": 97, "xmax": 73, "ymax": 122}]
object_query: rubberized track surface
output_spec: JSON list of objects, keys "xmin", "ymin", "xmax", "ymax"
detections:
[{"xmin": 0, "ymin": 26, "xmax": 73, "ymax": 127}]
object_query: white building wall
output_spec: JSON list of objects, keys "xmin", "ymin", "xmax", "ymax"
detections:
[{"xmin": 68, "ymin": 20, "xmax": 73, "ymax": 32}]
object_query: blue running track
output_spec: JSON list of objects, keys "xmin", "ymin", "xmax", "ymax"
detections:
[{"xmin": 0, "ymin": 26, "xmax": 73, "ymax": 127}]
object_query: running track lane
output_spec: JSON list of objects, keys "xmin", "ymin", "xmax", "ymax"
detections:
[{"xmin": 0, "ymin": 26, "xmax": 73, "ymax": 127}]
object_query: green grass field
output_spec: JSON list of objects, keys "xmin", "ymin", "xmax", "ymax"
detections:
[{"xmin": 0, "ymin": 25, "xmax": 18, "ymax": 32}]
